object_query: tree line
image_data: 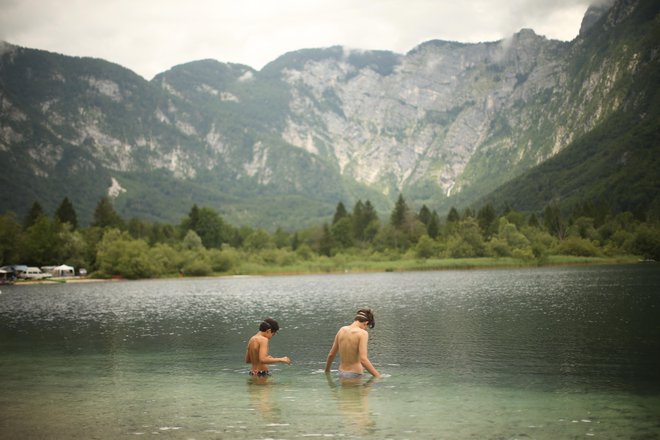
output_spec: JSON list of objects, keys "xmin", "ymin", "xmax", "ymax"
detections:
[{"xmin": 1, "ymin": 194, "xmax": 658, "ymax": 280}]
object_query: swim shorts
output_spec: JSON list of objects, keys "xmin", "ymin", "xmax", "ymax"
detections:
[
  {"xmin": 249, "ymin": 370, "xmax": 272, "ymax": 377},
  {"xmin": 338, "ymin": 370, "xmax": 364, "ymax": 379}
]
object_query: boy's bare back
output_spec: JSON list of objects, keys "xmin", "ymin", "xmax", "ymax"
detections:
[
  {"xmin": 324, "ymin": 308, "xmax": 380, "ymax": 378},
  {"xmin": 336, "ymin": 325, "xmax": 365, "ymax": 367},
  {"xmin": 246, "ymin": 334, "xmax": 269, "ymax": 371}
]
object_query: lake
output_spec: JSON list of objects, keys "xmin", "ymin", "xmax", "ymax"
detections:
[{"xmin": 1, "ymin": 264, "xmax": 659, "ymax": 439}]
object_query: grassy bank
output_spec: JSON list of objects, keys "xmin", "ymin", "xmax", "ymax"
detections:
[
  {"xmin": 12, "ymin": 255, "xmax": 641, "ymax": 284},
  {"xmin": 222, "ymin": 254, "xmax": 642, "ymax": 277}
]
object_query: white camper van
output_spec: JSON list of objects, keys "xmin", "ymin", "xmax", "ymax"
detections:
[{"xmin": 24, "ymin": 267, "xmax": 52, "ymax": 280}]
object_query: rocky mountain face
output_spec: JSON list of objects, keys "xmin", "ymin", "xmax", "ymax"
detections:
[{"xmin": 0, "ymin": 0, "xmax": 657, "ymax": 228}]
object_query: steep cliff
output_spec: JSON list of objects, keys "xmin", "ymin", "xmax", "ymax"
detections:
[{"xmin": 0, "ymin": 0, "xmax": 657, "ymax": 228}]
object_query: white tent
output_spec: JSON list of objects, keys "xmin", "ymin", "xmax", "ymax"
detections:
[{"xmin": 52, "ymin": 264, "xmax": 75, "ymax": 277}]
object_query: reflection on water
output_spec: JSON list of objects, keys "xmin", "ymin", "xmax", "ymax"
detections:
[
  {"xmin": 325, "ymin": 372, "xmax": 378, "ymax": 435},
  {"xmin": 0, "ymin": 264, "xmax": 659, "ymax": 438}
]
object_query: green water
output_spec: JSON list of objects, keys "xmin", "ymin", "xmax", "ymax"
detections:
[{"xmin": 1, "ymin": 264, "xmax": 659, "ymax": 439}]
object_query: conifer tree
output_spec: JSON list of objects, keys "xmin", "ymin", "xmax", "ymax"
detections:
[
  {"xmin": 24, "ymin": 201, "xmax": 46, "ymax": 229},
  {"xmin": 353, "ymin": 200, "xmax": 379, "ymax": 241},
  {"xmin": 92, "ymin": 197, "xmax": 125, "ymax": 229},
  {"xmin": 528, "ymin": 213, "xmax": 540, "ymax": 228},
  {"xmin": 390, "ymin": 194, "xmax": 409, "ymax": 229},
  {"xmin": 427, "ymin": 211, "xmax": 440, "ymax": 239},
  {"xmin": 55, "ymin": 197, "xmax": 78, "ymax": 229},
  {"xmin": 418, "ymin": 205, "xmax": 432, "ymax": 226},
  {"xmin": 332, "ymin": 202, "xmax": 349, "ymax": 225},
  {"xmin": 477, "ymin": 204, "xmax": 497, "ymax": 239},
  {"xmin": 319, "ymin": 223, "xmax": 334, "ymax": 256},
  {"xmin": 544, "ymin": 203, "xmax": 567, "ymax": 239},
  {"xmin": 446, "ymin": 207, "xmax": 460, "ymax": 223},
  {"xmin": 180, "ymin": 205, "xmax": 228, "ymax": 249},
  {"xmin": 291, "ymin": 232, "xmax": 300, "ymax": 251}
]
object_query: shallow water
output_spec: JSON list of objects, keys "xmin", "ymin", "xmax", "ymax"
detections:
[{"xmin": 1, "ymin": 264, "xmax": 659, "ymax": 438}]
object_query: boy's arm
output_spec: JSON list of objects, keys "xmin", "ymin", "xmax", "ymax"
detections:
[
  {"xmin": 245, "ymin": 337, "xmax": 252, "ymax": 363},
  {"xmin": 325, "ymin": 333, "xmax": 339, "ymax": 372},
  {"xmin": 259, "ymin": 339, "xmax": 291, "ymax": 364},
  {"xmin": 358, "ymin": 332, "xmax": 380, "ymax": 377}
]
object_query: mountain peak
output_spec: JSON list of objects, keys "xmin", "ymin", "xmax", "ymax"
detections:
[{"xmin": 579, "ymin": 0, "xmax": 617, "ymax": 36}]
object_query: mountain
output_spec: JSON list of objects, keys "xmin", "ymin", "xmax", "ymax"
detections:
[
  {"xmin": 1, "ymin": 0, "xmax": 658, "ymax": 229},
  {"xmin": 477, "ymin": 0, "xmax": 660, "ymax": 216}
]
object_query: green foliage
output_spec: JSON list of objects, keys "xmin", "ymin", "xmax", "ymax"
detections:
[
  {"xmin": 55, "ymin": 197, "xmax": 78, "ymax": 229},
  {"xmin": 390, "ymin": 194, "xmax": 409, "ymax": 228},
  {"xmin": 182, "ymin": 230, "xmax": 204, "ymax": 250},
  {"xmin": 22, "ymin": 216, "xmax": 67, "ymax": 265},
  {"xmin": 544, "ymin": 203, "xmax": 568, "ymax": 239},
  {"xmin": 207, "ymin": 247, "xmax": 238, "ymax": 272},
  {"xmin": 477, "ymin": 204, "xmax": 498, "ymax": 239},
  {"xmin": 352, "ymin": 200, "xmax": 379, "ymax": 242},
  {"xmin": 180, "ymin": 204, "xmax": 232, "ymax": 249},
  {"xmin": 331, "ymin": 217, "xmax": 354, "ymax": 249},
  {"xmin": 149, "ymin": 243, "xmax": 183, "ymax": 274},
  {"xmin": 332, "ymin": 202, "xmax": 349, "ymax": 225},
  {"xmin": 0, "ymin": 213, "xmax": 22, "ymax": 265},
  {"xmin": 24, "ymin": 202, "xmax": 46, "ymax": 229},
  {"xmin": 446, "ymin": 218, "xmax": 487, "ymax": 258},
  {"xmin": 627, "ymin": 223, "xmax": 660, "ymax": 260},
  {"xmin": 243, "ymin": 229, "xmax": 274, "ymax": 251},
  {"xmin": 180, "ymin": 251, "xmax": 212, "ymax": 276},
  {"xmin": 553, "ymin": 237, "xmax": 602, "ymax": 257},
  {"xmin": 4, "ymin": 191, "xmax": 658, "ymax": 280},
  {"xmin": 92, "ymin": 197, "xmax": 125, "ymax": 229},
  {"xmin": 319, "ymin": 223, "xmax": 335, "ymax": 257},
  {"xmin": 96, "ymin": 229, "xmax": 162, "ymax": 279},
  {"xmin": 415, "ymin": 235, "xmax": 438, "ymax": 259},
  {"xmin": 447, "ymin": 207, "xmax": 460, "ymax": 223}
]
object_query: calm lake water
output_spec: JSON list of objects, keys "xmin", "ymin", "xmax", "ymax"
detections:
[{"xmin": 1, "ymin": 264, "xmax": 659, "ymax": 439}]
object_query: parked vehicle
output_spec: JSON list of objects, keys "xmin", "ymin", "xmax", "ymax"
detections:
[
  {"xmin": 0, "ymin": 269, "xmax": 15, "ymax": 285},
  {"xmin": 24, "ymin": 267, "xmax": 53, "ymax": 280}
]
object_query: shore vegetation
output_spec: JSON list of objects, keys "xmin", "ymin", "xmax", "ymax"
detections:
[{"xmin": 1, "ymin": 195, "xmax": 657, "ymax": 280}]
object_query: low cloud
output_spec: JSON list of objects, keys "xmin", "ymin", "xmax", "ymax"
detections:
[{"xmin": 0, "ymin": 0, "xmax": 593, "ymax": 79}]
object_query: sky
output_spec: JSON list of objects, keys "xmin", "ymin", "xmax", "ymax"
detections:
[{"xmin": 0, "ymin": 0, "xmax": 598, "ymax": 80}]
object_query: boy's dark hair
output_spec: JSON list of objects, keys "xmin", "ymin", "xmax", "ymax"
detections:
[
  {"xmin": 354, "ymin": 308, "xmax": 375, "ymax": 329},
  {"xmin": 260, "ymin": 318, "xmax": 280, "ymax": 333}
]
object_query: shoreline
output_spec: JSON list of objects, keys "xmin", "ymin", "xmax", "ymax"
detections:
[{"xmin": 9, "ymin": 255, "xmax": 646, "ymax": 285}]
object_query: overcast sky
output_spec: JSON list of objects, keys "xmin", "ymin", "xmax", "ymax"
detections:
[{"xmin": 1, "ymin": 0, "xmax": 597, "ymax": 80}]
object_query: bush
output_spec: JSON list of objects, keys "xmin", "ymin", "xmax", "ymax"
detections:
[
  {"xmin": 150, "ymin": 243, "xmax": 182, "ymax": 274},
  {"xmin": 553, "ymin": 237, "xmax": 601, "ymax": 257},
  {"xmin": 96, "ymin": 229, "xmax": 162, "ymax": 279},
  {"xmin": 296, "ymin": 244, "xmax": 314, "ymax": 261},
  {"xmin": 628, "ymin": 224, "xmax": 660, "ymax": 260},
  {"xmin": 415, "ymin": 235, "xmax": 437, "ymax": 259},
  {"xmin": 207, "ymin": 248, "xmax": 237, "ymax": 272},
  {"xmin": 488, "ymin": 237, "xmax": 511, "ymax": 257},
  {"xmin": 512, "ymin": 248, "xmax": 535, "ymax": 260},
  {"xmin": 182, "ymin": 259, "xmax": 212, "ymax": 276}
]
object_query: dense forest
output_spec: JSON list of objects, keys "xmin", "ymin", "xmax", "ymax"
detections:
[{"xmin": 1, "ymin": 194, "xmax": 658, "ymax": 280}]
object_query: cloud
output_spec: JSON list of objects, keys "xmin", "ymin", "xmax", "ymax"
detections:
[{"xmin": 0, "ymin": 0, "xmax": 593, "ymax": 79}]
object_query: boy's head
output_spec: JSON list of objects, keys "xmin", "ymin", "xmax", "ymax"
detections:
[
  {"xmin": 260, "ymin": 318, "xmax": 280, "ymax": 334},
  {"xmin": 354, "ymin": 308, "xmax": 375, "ymax": 329}
]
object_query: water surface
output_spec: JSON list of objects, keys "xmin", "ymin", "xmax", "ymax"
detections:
[{"xmin": 1, "ymin": 264, "xmax": 659, "ymax": 438}]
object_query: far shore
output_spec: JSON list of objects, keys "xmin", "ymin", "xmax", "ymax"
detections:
[{"xmin": 9, "ymin": 255, "xmax": 647, "ymax": 285}]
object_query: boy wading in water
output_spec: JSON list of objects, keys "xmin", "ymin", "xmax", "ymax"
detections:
[
  {"xmin": 325, "ymin": 308, "xmax": 381, "ymax": 379},
  {"xmin": 245, "ymin": 318, "xmax": 291, "ymax": 376}
]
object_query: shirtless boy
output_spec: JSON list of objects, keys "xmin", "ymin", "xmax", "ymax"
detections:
[
  {"xmin": 324, "ymin": 308, "xmax": 381, "ymax": 378},
  {"xmin": 245, "ymin": 318, "xmax": 291, "ymax": 376}
]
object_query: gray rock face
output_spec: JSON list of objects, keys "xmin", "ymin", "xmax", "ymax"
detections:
[{"xmin": 0, "ymin": 0, "xmax": 655, "ymax": 225}]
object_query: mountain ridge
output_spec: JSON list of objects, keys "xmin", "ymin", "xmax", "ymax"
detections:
[{"xmin": 1, "ymin": 0, "xmax": 658, "ymax": 229}]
